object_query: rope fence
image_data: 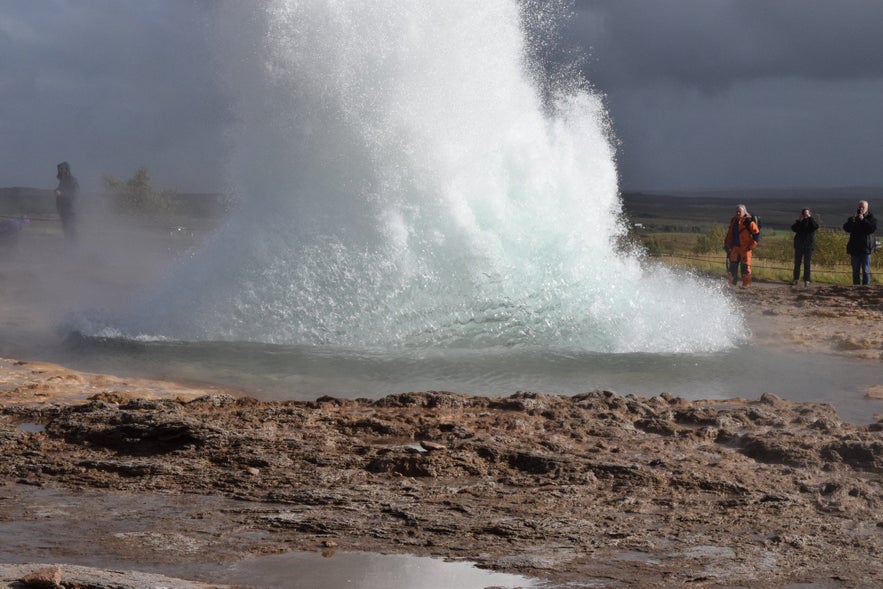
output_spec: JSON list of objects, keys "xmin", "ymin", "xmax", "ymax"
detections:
[
  {"xmin": 0, "ymin": 213, "xmax": 57, "ymax": 223},
  {"xmin": 647, "ymin": 252, "xmax": 863, "ymax": 276},
  {"xmin": 0, "ymin": 213, "xmax": 196, "ymax": 235}
]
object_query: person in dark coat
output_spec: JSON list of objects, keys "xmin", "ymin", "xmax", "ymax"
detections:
[
  {"xmin": 842, "ymin": 200, "xmax": 877, "ymax": 285},
  {"xmin": 55, "ymin": 161, "xmax": 79, "ymax": 241},
  {"xmin": 790, "ymin": 208, "xmax": 818, "ymax": 287}
]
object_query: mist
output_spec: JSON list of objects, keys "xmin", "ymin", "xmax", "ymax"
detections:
[{"xmin": 0, "ymin": 187, "xmax": 219, "ymax": 359}]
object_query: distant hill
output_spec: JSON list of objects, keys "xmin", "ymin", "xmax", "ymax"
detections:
[
  {"xmin": 0, "ymin": 187, "xmax": 229, "ymax": 219},
  {"xmin": 0, "ymin": 187, "xmax": 55, "ymax": 215},
  {"xmin": 5, "ymin": 184, "xmax": 877, "ymax": 230},
  {"xmin": 169, "ymin": 192, "xmax": 231, "ymax": 218},
  {"xmin": 621, "ymin": 187, "xmax": 883, "ymax": 231},
  {"xmin": 626, "ymin": 186, "xmax": 881, "ymax": 201}
]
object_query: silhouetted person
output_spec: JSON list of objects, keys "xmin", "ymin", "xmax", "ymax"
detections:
[
  {"xmin": 55, "ymin": 161, "xmax": 79, "ymax": 240},
  {"xmin": 790, "ymin": 208, "xmax": 818, "ymax": 287},
  {"xmin": 843, "ymin": 200, "xmax": 877, "ymax": 285}
]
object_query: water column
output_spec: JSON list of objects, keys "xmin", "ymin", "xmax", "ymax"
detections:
[{"xmin": 119, "ymin": 1, "xmax": 743, "ymax": 353}]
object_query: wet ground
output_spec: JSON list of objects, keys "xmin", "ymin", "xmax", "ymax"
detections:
[{"xmin": 0, "ymin": 486, "xmax": 540, "ymax": 588}]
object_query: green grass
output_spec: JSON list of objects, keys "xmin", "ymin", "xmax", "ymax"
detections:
[
  {"xmin": 635, "ymin": 230, "xmax": 879, "ymax": 285},
  {"xmin": 621, "ymin": 190, "xmax": 882, "ymax": 285}
]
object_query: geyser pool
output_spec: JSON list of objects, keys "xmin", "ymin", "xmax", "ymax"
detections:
[{"xmin": 90, "ymin": 1, "xmax": 744, "ymax": 353}]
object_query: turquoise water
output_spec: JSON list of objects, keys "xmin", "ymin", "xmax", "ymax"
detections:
[{"xmin": 46, "ymin": 334, "xmax": 883, "ymax": 425}]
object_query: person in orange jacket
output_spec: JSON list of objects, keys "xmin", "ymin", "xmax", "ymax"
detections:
[{"xmin": 724, "ymin": 204, "xmax": 760, "ymax": 287}]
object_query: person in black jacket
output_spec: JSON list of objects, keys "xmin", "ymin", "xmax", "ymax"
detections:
[
  {"xmin": 791, "ymin": 208, "xmax": 818, "ymax": 287},
  {"xmin": 843, "ymin": 200, "xmax": 877, "ymax": 285}
]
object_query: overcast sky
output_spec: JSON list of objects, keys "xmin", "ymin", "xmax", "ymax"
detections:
[
  {"xmin": 567, "ymin": 0, "xmax": 883, "ymax": 191},
  {"xmin": 2, "ymin": 1, "xmax": 882, "ymax": 193}
]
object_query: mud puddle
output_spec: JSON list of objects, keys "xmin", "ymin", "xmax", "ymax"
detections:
[{"xmin": 0, "ymin": 484, "xmax": 542, "ymax": 588}]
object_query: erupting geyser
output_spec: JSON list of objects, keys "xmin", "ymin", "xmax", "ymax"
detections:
[{"xmin": 114, "ymin": 1, "xmax": 744, "ymax": 353}]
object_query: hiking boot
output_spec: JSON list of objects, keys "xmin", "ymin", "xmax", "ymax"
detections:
[
  {"xmin": 804, "ymin": 281, "xmax": 811, "ymax": 287},
  {"xmin": 790, "ymin": 280, "xmax": 798, "ymax": 286}
]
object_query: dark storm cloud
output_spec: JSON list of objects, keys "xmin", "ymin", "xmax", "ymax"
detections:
[
  {"xmin": 3, "ymin": 2, "xmax": 882, "ymax": 194},
  {"xmin": 564, "ymin": 0, "xmax": 883, "ymax": 190},
  {"xmin": 0, "ymin": 1, "xmax": 227, "ymax": 192},
  {"xmin": 570, "ymin": 0, "xmax": 883, "ymax": 91}
]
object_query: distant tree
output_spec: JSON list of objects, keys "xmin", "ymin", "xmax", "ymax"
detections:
[
  {"xmin": 102, "ymin": 167, "xmax": 176, "ymax": 216},
  {"xmin": 643, "ymin": 236, "xmax": 661, "ymax": 257}
]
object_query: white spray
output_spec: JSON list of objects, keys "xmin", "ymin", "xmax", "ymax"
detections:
[{"xmin": 119, "ymin": 1, "xmax": 743, "ymax": 353}]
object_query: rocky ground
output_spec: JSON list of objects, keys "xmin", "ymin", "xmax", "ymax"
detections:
[
  {"xmin": 0, "ymin": 281, "xmax": 882, "ymax": 589},
  {"xmin": 733, "ymin": 282, "xmax": 883, "ymax": 364},
  {"xmin": 2, "ymin": 382, "xmax": 882, "ymax": 588}
]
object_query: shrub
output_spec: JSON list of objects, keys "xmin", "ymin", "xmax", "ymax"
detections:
[
  {"xmin": 811, "ymin": 228, "xmax": 848, "ymax": 266},
  {"xmin": 102, "ymin": 167, "xmax": 176, "ymax": 216},
  {"xmin": 756, "ymin": 235, "xmax": 790, "ymax": 263},
  {"xmin": 693, "ymin": 224, "xmax": 727, "ymax": 254},
  {"xmin": 642, "ymin": 236, "xmax": 661, "ymax": 257}
]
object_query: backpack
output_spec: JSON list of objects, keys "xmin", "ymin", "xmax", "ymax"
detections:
[{"xmin": 743, "ymin": 214, "xmax": 761, "ymax": 243}]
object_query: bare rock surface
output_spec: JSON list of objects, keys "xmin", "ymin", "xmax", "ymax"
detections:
[
  {"xmin": 0, "ymin": 563, "xmax": 226, "ymax": 588},
  {"xmin": 1, "ymin": 384, "xmax": 882, "ymax": 587},
  {"xmin": 733, "ymin": 282, "xmax": 883, "ymax": 362}
]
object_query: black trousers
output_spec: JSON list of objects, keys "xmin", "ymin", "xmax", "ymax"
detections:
[
  {"xmin": 56, "ymin": 197, "xmax": 76, "ymax": 241},
  {"xmin": 793, "ymin": 248, "xmax": 812, "ymax": 282}
]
